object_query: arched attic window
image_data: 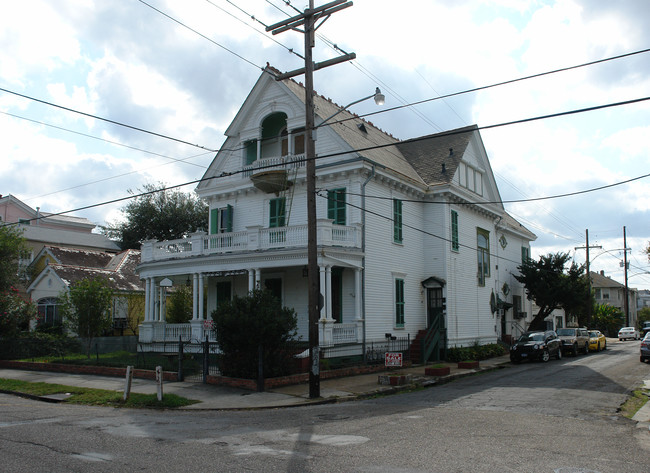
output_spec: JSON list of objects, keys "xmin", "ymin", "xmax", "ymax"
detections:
[{"xmin": 260, "ymin": 112, "xmax": 287, "ymax": 160}]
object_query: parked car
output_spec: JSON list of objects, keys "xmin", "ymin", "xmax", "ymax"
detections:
[
  {"xmin": 556, "ymin": 327, "xmax": 590, "ymax": 355},
  {"xmin": 641, "ymin": 321, "xmax": 650, "ymax": 335},
  {"xmin": 588, "ymin": 330, "xmax": 607, "ymax": 351},
  {"xmin": 510, "ymin": 331, "xmax": 562, "ymax": 363},
  {"xmin": 618, "ymin": 327, "xmax": 640, "ymax": 341},
  {"xmin": 641, "ymin": 332, "xmax": 650, "ymax": 363}
]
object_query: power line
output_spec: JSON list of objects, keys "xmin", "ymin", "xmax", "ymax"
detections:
[
  {"xmin": 325, "ymin": 47, "xmax": 650, "ymax": 127},
  {"xmin": 0, "ymin": 110, "xmax": 209, "ymax": 169},
  {"xmin": 9, "ymin": 94, "xmax": 649, "ymax": 227},
  {"xmin": 137, "ymin": 0, "xmax": 266, "ymax": 73},
  {"xmin": 203, "ymin": 0, "xmax": 304, "ymax": 59},
  {"xmin": 0, "ymin": 86, "xmax": 219, "ymax": 152}
]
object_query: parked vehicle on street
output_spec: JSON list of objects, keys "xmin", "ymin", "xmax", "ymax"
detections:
[
  {"xmin": 556, "ymin": 327, "xmax": 590, "ymax": 355},
  {"xmin": 641, "ymin": 332, "xmax": 650, "ymax": 363},
  {"xmin": 588, "ymin": 330, "xmax": 606, "ymax": 351},
  {"xmin": 510, "ymin": 331, "xmax": 562, "ymax": 363},
  {"xmin": 641, "ymin": 321, "xmax": 650, "ymax": 335},
  {"xmin": 618, "ymin": 327, "xmax": 640, "ymax": 341}
]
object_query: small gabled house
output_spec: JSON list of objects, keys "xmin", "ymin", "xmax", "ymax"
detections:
[
  {"xmin": 590, "ymin": 270, "xmax": 637, "ymax": 328},
  {"xmin": 136, "ymin": 67, "xmax": 536, "ymax": 360},
  {"xmin": 27, "ymin": 246, "xmax": 144, "ymax": 335}
]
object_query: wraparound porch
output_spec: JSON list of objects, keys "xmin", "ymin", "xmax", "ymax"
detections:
[{"xmin": 138, "ymin": 257, "xmax": 365, "ymax": 347}]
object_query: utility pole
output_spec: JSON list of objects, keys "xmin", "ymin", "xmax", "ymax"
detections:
[
  {"xmin": 266, "ymin": 0, "xmax": 354, "ymax": 399},
  {"xmin": 575, "ymin": 229, "xmax": 601, "ymax": 327},
  {"xmin": 623, "ymin": 226, "xmax": 630, "ymax": 326}
]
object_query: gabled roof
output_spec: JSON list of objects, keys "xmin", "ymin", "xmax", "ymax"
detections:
[
  {"xmin": 34, "ymin": 246, "xmax": 115, "ymax": 268},
  {"xmin": 28, "ymin": 248, "xmax": 142, "ymax": 294},
  {"xmin": 395, "ymin": 126, "xmax": 475, "ymax": 186},
  {"xmin": 0, "ymin": 193, "xmax": 95, "ymax": 229},
  {"xmin": 500, "ymin": 212, "xmax": 537, "ymax": 241},
  {"xmin": 590, "ymin": 271, "xmax": 628, "ymax": 290}
]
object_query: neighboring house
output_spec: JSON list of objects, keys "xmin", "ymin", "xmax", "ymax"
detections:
[
  {"xmin": 531, "ymin": 302, "xmax": 567, "ymax": 333},
  {"xmin": 591, "ymin": 270, "xmax": 638, "ymax": 327},
  {"xmin": 27, "ymin": 246, "xmax": 144, "ymax": 335},
  {"xmin": 0, "ymin": 194, "xmax": 120, "ymax": 296},
  {"xmin": 136, "ymin": 67, "xmax": 536, "ymax": 359},
  {"xmin": 637, "ymin": 289, "xmax": 650, "ymax": 312}
]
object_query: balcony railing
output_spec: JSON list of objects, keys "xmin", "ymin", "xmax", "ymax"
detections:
[
  {"xmin": 141, "ymin": 221, "xmax": 361, "ymax": 263},
  {"xmin": 242, "ymin": 154, "xmax": 306, "ymax": 177}
]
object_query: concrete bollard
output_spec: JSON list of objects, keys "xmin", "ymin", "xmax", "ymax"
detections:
[
  {"xmin": 155, "ymin": 366, "xmax": 163, "ymax": 401},
  {"xmin": 123, "ymin": 365, "xmax": 134, "ymax": 401}
]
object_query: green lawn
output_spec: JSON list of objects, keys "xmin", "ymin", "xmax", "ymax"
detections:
[{"xmin": 0, "ymin": 378, "xmax": 198, "ymax": 409}]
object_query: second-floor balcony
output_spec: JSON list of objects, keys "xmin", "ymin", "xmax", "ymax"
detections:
[{"xmin": 141, "ymin": 220, "xmax": 362, "ymax": 263}]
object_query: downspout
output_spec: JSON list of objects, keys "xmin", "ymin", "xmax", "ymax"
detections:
[{"xmin": 361, "ymin": 165, "xmax": 375, "ymax": 361}]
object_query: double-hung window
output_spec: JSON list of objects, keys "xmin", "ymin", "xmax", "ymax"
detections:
[
  {"xmin": 327, "ymin": 188, "xmax": 346, "ymax": 225},
  {"xmin": 477, "ymin": 228, "xmax": 490, "ymax": 286},
  {"xmin": 269, "ymin": 197, "xmax": 286, "ymax": 244},
  {"xmin": 210, "ymin": 205, "xmax": 233, "ymax": 234},
  {"xmin": 393, "ymin": 199, "xmax": 403, "ymax": 243},
  {"xmin": 521, "ymin": 246, "xmax": 530, "ymax": 264},
  {"xmin": 451, "ymin": 210, "xmax": 459, "ymax": 252},
  {"xmin": 395, "ymin": 278, "xmax": 405, "ymax": 327}
]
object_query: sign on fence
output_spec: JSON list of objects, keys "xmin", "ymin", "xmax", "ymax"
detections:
[{"xmin": 385, "ymin": 352, "xmax": 402, "ymax": 367}]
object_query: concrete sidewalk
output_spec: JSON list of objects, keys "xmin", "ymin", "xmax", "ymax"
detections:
[{"xmin": 0, "ymin": 356, "xmax": 511, "ymax": 410}]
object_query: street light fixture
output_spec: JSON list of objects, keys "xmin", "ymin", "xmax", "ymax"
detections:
[{"xmin": 317, "ymin": 88, "xmax": 384, "ymax": 128}]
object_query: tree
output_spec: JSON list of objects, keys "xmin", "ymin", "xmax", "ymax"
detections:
[
  {"xmin": 123, "ymin": 292, "xmax": 145, "ymax": 336},
  {"xmin": 0, "ymin": 286, "xmax": 35, "ymax": 338},
  {"xmin": 59, "ymin": 278, "xmax": 113, "ymax": 357},
  {"xmin": 514, "ymin": 252, "xmax": 592, "ymax": 331},
  {"xmin": 591, "ymin": 304, "xmax": 624, "ymax": 337},
  {"xmin": 0, "ymin": 225, "xmax": 29, "ymax": 291},
  {"xmin": 166, "ymin": 286, "xmax": 193, "ymax": 324},
  {"xmin": 638, "ymin": 307, "xmax": 650, "ymax": 330},
  {"xmin": 211, "ymin": 289, "xmax": 299, "ymax": 378},
  {"xmin": 102, "ymin": 183, "xmax": 208, "ymax": 250}
]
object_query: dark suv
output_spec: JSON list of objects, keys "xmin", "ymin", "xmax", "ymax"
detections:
[
  {"xmin": 510, "ymin": 331, "xmax": 562, "ymax": 363},
  {"xmin": 556, "ymin": 327, "xmax": 590, "ymax": 356}
]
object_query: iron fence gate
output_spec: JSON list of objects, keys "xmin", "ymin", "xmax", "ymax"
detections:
[{"xmin": 177, "ymin": 337, "xmax": 220, "ymax": 383}]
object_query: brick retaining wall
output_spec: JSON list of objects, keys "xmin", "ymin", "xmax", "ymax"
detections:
[{"xmin": 0, "ymin": 360, "xmax": 178, "ymax": 382}]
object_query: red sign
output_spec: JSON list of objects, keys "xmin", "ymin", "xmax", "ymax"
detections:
[{"xmin": 385, "ymin": 352, "xmax": 403, "ymax": 367}]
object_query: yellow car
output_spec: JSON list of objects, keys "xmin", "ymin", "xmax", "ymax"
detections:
[{"xmin": 588, "ymin": 330, "xmax": 607, "ymax": 351}]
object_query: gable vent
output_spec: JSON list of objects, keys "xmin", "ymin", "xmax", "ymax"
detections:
[{"xmin": 357, "ymin": 123, "xmax": 368, "ymax": 133}]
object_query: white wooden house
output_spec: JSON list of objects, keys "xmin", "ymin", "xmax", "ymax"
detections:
[{"xmin": 136, "ymin": 67, "xmax": 536, "ymax": 359}]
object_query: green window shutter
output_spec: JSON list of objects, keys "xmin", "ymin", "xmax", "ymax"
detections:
[
  {"xmin": 225, "ymin": 205, "xmax": 233, "ymax": 233},
  {"xmin": 210, "ymin": 208, "xmax": 218, "ymax": 235},
  {"xmin": 521, "ymin": 246, "xmax": 529, "ymax": 263},
  {"xmin": 393, "ymin": 199, "xmax": 403, "ymax": 243},
  {"xmin": 245, "ymin": 140, "xmax": 257, "ymax": 165},
  {"xmin": 327, "ymin": 188, "xmax": 346, "ymax": 225},
  {"xmin": 269, "ymin": 198, "xmax": 286, "ymax": 228},
  {"xmin": 395, "ymin": 278, "xmax": 405, "ymax": 327},
  {"xmin": 451, "ymin": 210, "xmax": 459, "ymax": 251}
]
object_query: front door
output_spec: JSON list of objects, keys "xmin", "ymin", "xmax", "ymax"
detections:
[
  {"xmin": 427, "ymin": 287, "xmax": 444, "ymax": 328},
  {"xmin": 331, "ymin": 268, "xmax": 343, "ymax": 323}
]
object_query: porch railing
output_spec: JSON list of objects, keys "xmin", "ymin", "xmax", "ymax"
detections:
[
  {"xmin": 332, "ymin": 323, "xmax": 358, "ymax": 344},
  {"xmin": 142, "ymin": 221, "xmax": 361, "ymax": 262},
  {"xmin": 242, "ymin": 154, "xmax": 306, "ymax": 177}
]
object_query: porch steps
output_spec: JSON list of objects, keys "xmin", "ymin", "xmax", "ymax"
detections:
[{"xmin": 409, "ymin": 329, "xmax": 428, "ymax": 363}]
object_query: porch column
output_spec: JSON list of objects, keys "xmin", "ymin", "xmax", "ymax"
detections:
[
  {"xmin": 192, "ymin": 273, "xmax": 199, "ymax": 320},
  {"xmin": 153, "ymin": 279, "xmax": 160, "ymax": 321},
  {"xmin": 319, "ymin": 265, "xmax": 326, "ymax": 321},
  {"xmin": 198, "ymin": 273, "xmax": 205, "ymax": 320},
  {"xmin": 159, "ymin": 285, "xmax": 165, "ymax": 322},
  {"xmin": 255, "ymin": 268, "xmax": 261, "ymax": 289},
  {"xmin": 256, "ymin": 138, "xmax": 261, "ymax": 161},
  {"xmin": 144, "ymin": 278, "xmax": 151, "ymax": 321},
  {"xmin": 149, "ymin": 277, "xmax": 157, "ymax": 321},
  {"xmin": 354, "ymin": 268, "xmax": 362, "ymax": 320},
  {"xmin": 248, "ymin": 269, "xmax": 255, "ymax": 291},
  {"xmin": 325, "ymin": 265, "xmax": 333, "ymax": 321}
]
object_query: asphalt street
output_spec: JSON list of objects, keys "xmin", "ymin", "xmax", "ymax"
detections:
[{"xmin": 0, "ymin": 340, "xmax": 648, "ymax": 472}]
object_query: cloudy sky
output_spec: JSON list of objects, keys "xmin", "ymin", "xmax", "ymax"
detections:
[{"xmin": 2, "ymin": 0, "xmax": 650, "ymax": 289}]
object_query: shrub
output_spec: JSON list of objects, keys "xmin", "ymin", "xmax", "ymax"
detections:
[
  {"xmin": 446, "ymin": 342, "xmax": 506, "ymax": 362},
  {"xmin": 0, "ymin": 287, "xmax": 35, "ymax": 338},
  {"xmin": 211, "ymin": 289, "xmax": 299, "ymax": 378},
  {"xmin": 0, "ymin": 332, "xmax": 81, "ymax": 360}
]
